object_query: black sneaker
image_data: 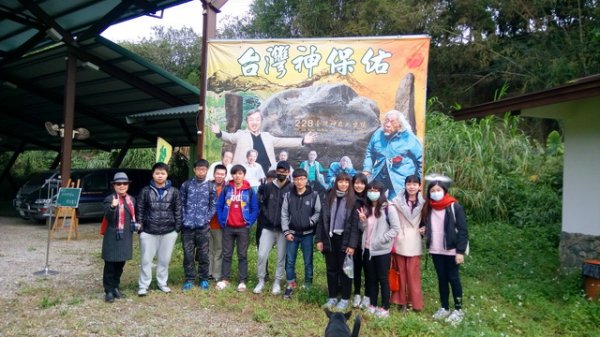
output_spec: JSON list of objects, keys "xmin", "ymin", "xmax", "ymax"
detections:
[
  {"xmin": 112, "ymin": 288, "xmax": 125, "ymax": 299},
  {"xmin": 104, "ymin": 292, "xmax": 114, "ymax": 303},
  {"xmin": 283, "ymin": 287, "xmax": 293, "ymax": 300}
]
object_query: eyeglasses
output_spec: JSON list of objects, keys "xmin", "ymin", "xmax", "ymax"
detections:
[{"xmin": 114, "ymin": 182, "xmax": 129, "ymax": 186}]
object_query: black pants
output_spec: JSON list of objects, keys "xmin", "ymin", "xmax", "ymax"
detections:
[
  {"xmin": 324, "ymin": 234, "xmax": 352, "ymax": 300},
  {"xmin": 363, "ymin": 249, "xmax": 391, "ymax": 310},
  {"xmin": 431, "ymin": 254, "xmax": 463, "ymax": 310},
  {"xmin": 103, "ymin": 261, "xmax": 125, "ymax": 293},
  {"xmin": 181, "ymin": 227, "xmax": 210, "ymax": 282},
  {"xmin": 353, "ymin": 241, "xmax": 363, "ymax": 295}
]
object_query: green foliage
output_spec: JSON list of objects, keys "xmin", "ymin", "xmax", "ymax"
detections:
[
  {"xmin": 119, "ymin": 26, "xmax": 201, "ymax": 85},
  {"xmin": 425, "ymin": 102, "xmax": 562, "ymax": 226},
  {"xmin": 220, "ymin": 1, "xmax": 600, "ymax": 107}
]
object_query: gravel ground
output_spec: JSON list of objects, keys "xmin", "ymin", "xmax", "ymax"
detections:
[{"xmin": 0, "ymin": 216, "xmax": 269, "ymax": 337}]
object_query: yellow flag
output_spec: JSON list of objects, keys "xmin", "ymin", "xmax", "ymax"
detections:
[{"xmin": 156, "ymin": 137, "xmax": 172, "ymax": 164}]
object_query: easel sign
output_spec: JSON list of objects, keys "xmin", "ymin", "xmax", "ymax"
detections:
[
  {"xmin": 56, "ymin": 188, "xmax": 82, "ymax": 208},
  {"xmin": 51, "ymin": 187, "xmax": 82, "ymax": 240}
]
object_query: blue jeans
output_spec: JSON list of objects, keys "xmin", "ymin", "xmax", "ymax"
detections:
[{"xmin": 285, "ymin": 233, "xmax": 314, "ymax": 284}]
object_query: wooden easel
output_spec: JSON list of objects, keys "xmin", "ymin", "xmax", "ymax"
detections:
[{"xmin": 51, "ymin": 179, "xmax": 80, "ymax": 240}]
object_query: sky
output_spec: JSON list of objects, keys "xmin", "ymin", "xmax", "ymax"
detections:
[{"xmin": 101, "ymin": 0, "xmax": 253, "ymax": 42}]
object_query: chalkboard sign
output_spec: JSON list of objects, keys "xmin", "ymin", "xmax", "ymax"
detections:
[{"xmin": 56, "ymin": 188, "xmax": 82, "ymax": 208}]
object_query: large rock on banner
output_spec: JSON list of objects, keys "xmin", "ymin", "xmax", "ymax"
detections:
[{"xmin": 259, "ymin": 84, "xmax": 380, "ymax": 169}]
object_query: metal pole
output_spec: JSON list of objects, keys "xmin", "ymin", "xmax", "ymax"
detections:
[
  {"xmin": 197, "ymin": 0, "xmax": 228, "ymax": 158},
  {"xmin": 34, "ymin": 178, "xmax": 59, "ymax": 276}
]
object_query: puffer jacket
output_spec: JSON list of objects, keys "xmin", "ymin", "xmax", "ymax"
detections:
[
  {"xmin": 137, "ymin": 180, "xmax": 182, "ymax": 235},
  {"xmin": 180, "ymin": 178, "xmax": 216, "ymax": 229},
  {"xmin": 359, "ymin": 203, "xmax": 401, "ymax": 258}
]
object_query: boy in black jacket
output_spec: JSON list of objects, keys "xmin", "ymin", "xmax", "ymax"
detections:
[{"xmin": 281, "ymin": 168, "xmax": 321, "ymax": 299}]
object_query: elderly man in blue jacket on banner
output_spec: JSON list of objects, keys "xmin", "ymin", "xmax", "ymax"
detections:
[{"xmin": 363, "ymin": 110, "xmax": 422, "ymax": 200}]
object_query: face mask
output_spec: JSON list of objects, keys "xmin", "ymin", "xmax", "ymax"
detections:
[
  {"xmin": 367, "ymin": 191, "xmax": 380, "ymax": 201},
  {"xmin": 430, "ymin": 191, "xmax": 445, "ymax": 201},
  {"xmin": 276, "ymin": 174, "xmax": 287, "ymax": 182}
]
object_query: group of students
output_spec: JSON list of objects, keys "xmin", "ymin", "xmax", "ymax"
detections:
[{"xmin": 100, "ymin": 160, "xmax": 468, "ymax": 325}]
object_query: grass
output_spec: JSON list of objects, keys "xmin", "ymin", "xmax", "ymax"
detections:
[
  {"xmin": 3, "ymin": 220, "xmax": 598, "ymax": 336},
  {"xmin": 113, "ymin": 224, "xmax": 599, "ymax": 336}
]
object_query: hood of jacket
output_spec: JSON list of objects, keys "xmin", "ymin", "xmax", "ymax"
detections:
[{"xmin": 228, "ymin": 179, "xmax": 251, "ymax": 190}]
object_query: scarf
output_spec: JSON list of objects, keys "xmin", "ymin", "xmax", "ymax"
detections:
[
  {"xmin": 329, "ymin": 195, "xmax": 347, "ymax": 237},
  {"xmin": 116, "ymin": 194, "xmax": 136, "ymax": 240},
  {"xmin": 429, "ymin": 193, "xmax": 457, "ymax": 210}
]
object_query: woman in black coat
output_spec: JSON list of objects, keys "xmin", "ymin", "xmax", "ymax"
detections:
[{"xmin": 101, "ymin": 172, "xmax": 138, "ymax": 303}]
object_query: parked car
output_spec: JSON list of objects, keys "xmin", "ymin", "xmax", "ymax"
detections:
[{"xmin": 13, "ymin": 168, "xmax": 152, "ymax": 222}]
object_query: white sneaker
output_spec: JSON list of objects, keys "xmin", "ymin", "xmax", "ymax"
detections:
[
  {"xmin": 158, "ymin": 285, "xmax": 171, "ymax": 293},
  {"xmin": 432, "ymin": 307, "xmax": 451, "ymax": 320},
  {"xmin": 359, "ymin": 296, "xmax": 371, "ymax": 310},
  {"xmin": 237, "ymin": 282, "xmax": 247, "ymax": 292},
  {"xmin": 366, "ymin": 305, "xmax": 378, "ymax": 315},
  {"xmin": 445, "ymin": 309, "xmax": 464, "ymax": 325},
  {"xmin": 253, "ymin": 280, "xmax": 265, "ymax": 294},
  {"xmin": 352, "ymin": 294, "xmax": 362, "ymax": 308},
  {"xmin": 137, "ymin": 288, "xmax": 147, "ymax": 297},
  {"xmin": 216, "ymin": 280, "xmax": 229, "ymax": 290},
  {"xmin": 335, "ymin": 299, "xmax": 350, "ymax": 311},
  {"xmin": 375, "ymin": 307, "xmax": 390, "ymax": 319},
  {"xmin": 271, "ymin": 282, "xmax": 281, "ymax": 295},
  {"xmin": 322, "ymin": 298, "xmax": 338, "ymax": 310}
]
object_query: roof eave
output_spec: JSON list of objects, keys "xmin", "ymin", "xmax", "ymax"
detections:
[{"xmin": 452, "ymin": 74, "xmax": 600, "ymax": 120}]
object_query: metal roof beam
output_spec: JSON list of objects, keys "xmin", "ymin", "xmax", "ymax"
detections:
[
  {"xmin": 17, "ymin": 0, "xmax": 75, "ymax": 45},
  {"xmin": 0, "ymin": 129, "xmax": 59, "ymax": 151},
  {"xmin": 0, "ymin": 73, "xmax": 158, "ymax": 144},
  {"xmin": 69, "ymin": 47, "xmax": 188, "ymax": 106},
  {"xmin": 0, "ymin": 30, "xmax": 46, "ymax": 66},
  {"xmin": 2, "ymin": 109, "xmax": 113, "ymax": 152}
]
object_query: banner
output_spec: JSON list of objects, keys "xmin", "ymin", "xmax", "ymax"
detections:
[
  {"xmin": 156, "ymin": 137, "xmax": 172, "ymax": 164},
  {"xmin": 205, "ymin": 36, "xmax": 430, "ymax": 199}
]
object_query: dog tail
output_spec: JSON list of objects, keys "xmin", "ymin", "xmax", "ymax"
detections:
[{"xmin": 351, "ymin": 314, "xmax": 361, "ymax": 337}]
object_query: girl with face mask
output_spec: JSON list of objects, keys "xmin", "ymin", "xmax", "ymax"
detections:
[
  {"xmin": 422, "ymin": 176, "xmax": 469, "ymax": 325},
  {"xmin": 390, "ymin": 175, "xmax": 425, "ymax": 312},
  {"xmin": 356, "ymin": 181, "xmax": 400, "ymax": 319}
]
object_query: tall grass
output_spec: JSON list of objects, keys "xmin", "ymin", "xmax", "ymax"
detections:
[{"xmin": 425, "ymin": 101, "xmax": 562, "ymax": 226}]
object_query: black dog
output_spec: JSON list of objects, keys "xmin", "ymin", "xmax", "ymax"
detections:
[{"xmin": 324, "ymin": 308, "xmax": 361, "ymax": 337}]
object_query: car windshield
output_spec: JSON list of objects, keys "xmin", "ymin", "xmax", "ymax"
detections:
[{"xmin": 24, "ymin": 171, "xmax": 55, "ymax": 187}]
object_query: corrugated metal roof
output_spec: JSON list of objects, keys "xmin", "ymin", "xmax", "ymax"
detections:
[
  {"xmin": 0, "ymin": 0, "xmax": 201, "ymax": 153},
  {"xmin": 1, "ymin": 35, "xmax": 199, "ymax": 151},
  {"xmin": 126, "ymin": 104, "xmax": 199, "ymax": 124}
]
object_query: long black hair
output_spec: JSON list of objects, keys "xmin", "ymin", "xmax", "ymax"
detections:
[
  {"xmin": 365, "ymin": 180, "xmax": 387, "ymax": 218},
  {"xmin": 403, "ymin": 174, "xmax": 422, "ymax": 207},
  {"xmin": 352, "ymin": 172, "xmax": 369, "ymax": 199},
  {"xmin": 326, "ymin": 172, "xmax": 355, "ymax": 209}
]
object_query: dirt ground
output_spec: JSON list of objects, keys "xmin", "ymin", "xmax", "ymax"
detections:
[{"xmin": 0, "ymin": 216, "xmax": 269, "ymax": 337}]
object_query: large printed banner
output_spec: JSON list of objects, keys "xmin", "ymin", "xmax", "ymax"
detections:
[{"xmin": 205, "ymin": 36, "xmax": 430, "ymax": 199}]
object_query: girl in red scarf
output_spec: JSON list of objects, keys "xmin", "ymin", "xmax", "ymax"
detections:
[{"xmin": 421, "ymin": 176, "xmax": 468, "ymax": 325}]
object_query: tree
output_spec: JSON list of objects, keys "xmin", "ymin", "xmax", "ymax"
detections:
[
  {"xmin": 218, "ymin": 0, "xmax": 600, "ymax": 107},
  {"xmin": 120, "ymin": 26, "xmax": 202, "ymax": 85}
]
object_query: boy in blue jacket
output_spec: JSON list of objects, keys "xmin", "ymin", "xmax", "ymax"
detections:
[
  {"xmin": 180, "ymin": 159, "xmax": 216, "ymax": 291},
  {"xmin": 216, "ymin": 164, "xmax": 259, "ymax": 292}
]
